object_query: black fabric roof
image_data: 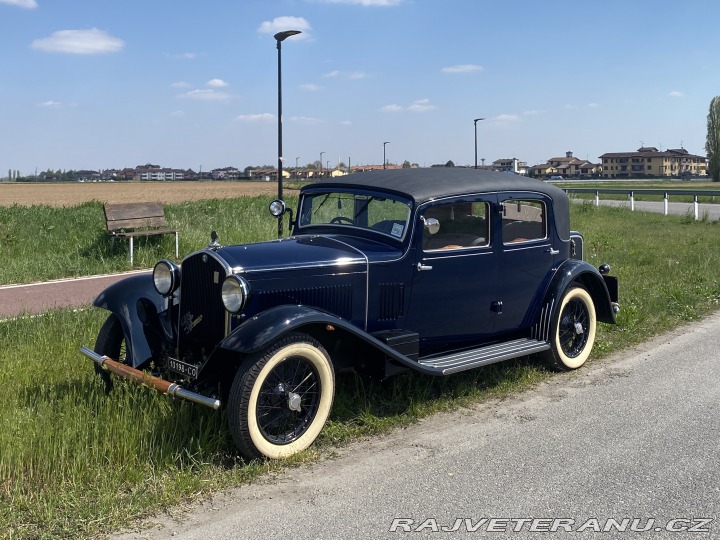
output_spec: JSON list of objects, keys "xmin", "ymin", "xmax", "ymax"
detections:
[
  {"xmin": 308, "ymin": 167, "xmax": 566, "ymax": 204},
  {"xmin": 304, "ymin": 167, "xmax": 571, "ymax": 237}
]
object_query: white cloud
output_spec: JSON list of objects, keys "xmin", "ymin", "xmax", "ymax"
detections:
[
  {"xmin": 237, "ymin": 113, "xmax": 275, "ymax": 122},
  {"xmin": 339, "ymin": 120, "xmax": 352, "ymax": 125},
  {"xmin": 165, "ymin": 52, "xmax": 198, "ymax": 60},
  {"xmin": 170, "ymin": 110, "xmax": 185, "ymax": 117},
  {"xmin": 289, "ymin": 115, "xmax": 322, "ymax": 124},
  {"xmin": 0, "ymin": 0, "xmax": 37, "ymax": 8},
  {"xmin": 300, "ymin": 83, "xmax": 323, "ymax": 91},
  {"xmin": 179, "ymin": 89, "xmax": 234, "ymax": 101},
  {"xmin": 257, "ymin": 16, "xmax": 311, "ymax": 39},
  {"xmin": 381, "ymin": 99, "xmax": 436, "ymax": 113},
  {"xmin": 207, "ymin": 79, "xmax": 229, "ymax": 88},
  {"xmin": 323, "ymin": 70, "xmax": 366, "ymax": 80},
  {"xmin": 669, "ymin": 90, "xmax": 685, "ymax": 97},
  {"xmin": 441, "ymin": 64, "xmax": 483, "ymax": 74},
  {"xmin": 587, "ymin": 102, "xmax": 599, "ymax": 108},
  {"xmin": 523, "ymin": 109, "xmax": 546, "ymax": 116},
  {"xmin": 495, "ymin": 114, "xmax": 521, "ymax": 123},
  {"xmin": 315, "ymin": 0, "xmax": 404, "ymax": 5},
  {"xmin": 30, "ymin": 28, "xmax": 124, "ymax": 54},
  {"xmin": 171, "ymin": 81, "xmax": 192, "ymax": 89},
  {"xmin": 407, "ymin": 98, "xmax": 436, "ymax": 112},
  {"xmin": 37, "ymin": 100, "xmax": 77, "ymax": 109}
]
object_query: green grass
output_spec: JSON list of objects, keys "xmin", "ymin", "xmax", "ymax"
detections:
[
  {"xmin": 1, "ymin": 202, "xmax": 720, "ymax": 538},
  {"xmin": 0, "ymin": 197, "xmax": 293, "ymax": 285}
]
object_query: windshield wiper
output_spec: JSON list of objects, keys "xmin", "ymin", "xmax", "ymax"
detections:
[
  {"xmin": 354, "ymin": 196, "xmax": 374, "ymax": 219},
  {"xmin": 313, "ymin": 193, "xmax": 332, "ymax": 214}
]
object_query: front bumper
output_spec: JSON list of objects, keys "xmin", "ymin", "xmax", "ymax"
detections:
[{"xmin": 80, "ymin": 346, "xmax": 221, "ymax": 410}]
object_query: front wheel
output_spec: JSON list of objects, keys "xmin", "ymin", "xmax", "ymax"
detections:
[
  {"xmin": 93, "ymin": 314, "xmax": 129, "ymax": 392},
  {"xmin": 228, "ymin": 333, "xmax": 335, "ymax": 460},
  {"xmin": 545, "ymin": 286, "xmax": 597, "ymax": 371}
]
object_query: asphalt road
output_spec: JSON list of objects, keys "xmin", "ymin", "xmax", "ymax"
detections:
[
  {"xmin": 112, "ymin": 312, "xmax": 720, "ymax": 540},
  {"xmin": 576, "ymin": 198, "xmax": 720, "ymax": 220},
  {"xmin": 0, "ymin": 271, "xmax": 148, "ymax": 319}
]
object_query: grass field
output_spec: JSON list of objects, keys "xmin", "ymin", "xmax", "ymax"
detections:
[{"xmin": 1, "ymin": 191, "xmax": 720, "ymax": 538}]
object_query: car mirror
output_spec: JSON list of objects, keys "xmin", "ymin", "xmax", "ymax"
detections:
[{"xmin": 422, "ymin": 217, "xmax": 440, "ymax": 235}]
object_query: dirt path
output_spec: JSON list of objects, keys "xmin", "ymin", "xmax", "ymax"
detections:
[{"xmin": 0, "ymin": 181, "xmax": 280, "ymax": 207}]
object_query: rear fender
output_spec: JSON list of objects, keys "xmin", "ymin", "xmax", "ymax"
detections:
[
  {"xmin": 93, "ymin": 274, "xmax": 173, "ymax": 368},
  {"xmin": 544, "ymin": 259, "xmax": 617, "ymax": 324}
]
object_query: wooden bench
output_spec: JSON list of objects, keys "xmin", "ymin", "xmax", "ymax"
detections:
[{"xmin": 104, "ymin": 202, "xmax": 179, "ymax": 265}]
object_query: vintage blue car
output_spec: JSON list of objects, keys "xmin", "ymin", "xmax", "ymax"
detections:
[{"xmin": 81, "ymin": 168, "xmax": 619, "ymax": 460}]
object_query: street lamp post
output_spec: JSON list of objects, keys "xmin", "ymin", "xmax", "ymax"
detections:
[
  {"xmin": 473, "ymin": 118, "xmax": 485, "ymax": 169},
  {"xmin": 320, "ymin": 151, "xmax": 325, "ymax": 177},
  {"xmin": 295, "ymin": 156, "xmax": 300, "ymax": 179},
  {"xmin": 383, "ymin": 141, "xmax": 390, "ymax": 169},
  {"xmin": 274, "ymin": 29, "xmax": 301, "ymax": 238}
]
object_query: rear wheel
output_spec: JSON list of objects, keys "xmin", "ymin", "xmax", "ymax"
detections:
[
  {"xmin": 545, "ymin": 286, "xmax": 596, "ymax": 371},
  {"xmin": 93, "ymin": 314, "xmax": 128, "ymax": 392},
  {"xmin": 228, "ymin": 333, "xmax": 335, "ymax": 460}
]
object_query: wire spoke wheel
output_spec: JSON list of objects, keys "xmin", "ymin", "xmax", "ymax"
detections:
[
  {"xmin": 228, "ymin": 333, "xmax": 335, "ymax": 460},
  {"xmin": 546, "ymin": 286, "xmax": 597, "ymax": 371},
  {"xmin": 256, "ymin": 355, "xmax": 321, "ymax": 445},
  {"xmin": 558, "ymin": 297, "xmax": 590, "ymax": 358}
]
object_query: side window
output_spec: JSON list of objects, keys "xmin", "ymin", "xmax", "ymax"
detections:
[
  {"xmin": 423, "ymin": 201, "xmax": 489, "ymax": 251},
  {"xmin": 502, "ymin": 200, "xmax": 546, "ymax": 244}
]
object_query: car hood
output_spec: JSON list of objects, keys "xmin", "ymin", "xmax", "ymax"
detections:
[{"xmin": 210, "ymin": 235, "xmax": 370, "ymax": 274}]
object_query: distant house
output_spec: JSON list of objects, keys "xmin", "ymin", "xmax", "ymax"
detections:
[
  {"xmin": 247, "ymin": 169, "xmax": 291, "ymax": 182},
  {"xmin": 76, "ymin": 170, "xmax": 102, "ymax": 182},
  {"xmin": 133, "ymin": 167, "xmax": 186, "ymax": 181},
  {"xmin": 529, "ymin": 151, "xmax": 600, "ymax": 179},
  {"xmin": 599, "ymin": 147, "xmax": 707, "ymax": 178},
  {"xmin": 212, "ymin": 167, "xmax": 241, "ymax": 180},
  {"xmin": 492, "ymin": 158, "xmax": 528, "ymax": 175}
]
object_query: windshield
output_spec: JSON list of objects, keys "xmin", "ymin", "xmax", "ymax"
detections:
[{"xmin": 297, "ymin": 190, "xmax": 412, "ymax": 240}]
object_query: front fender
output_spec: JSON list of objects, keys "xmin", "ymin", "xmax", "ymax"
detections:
[
  {"xmin": 93, "ymin": 274, "xmax": 172, "ymax": 367},
  {"xmin": 216, "ymin": 305, "xmax": 440, "ymax": 374},
  {"xmin": 217, "ymin": 305, "xmax": 357, "ymax": 355},
  {"xmin": 545, "ymin": 259, "xmax": 617, "ymax": 324}
]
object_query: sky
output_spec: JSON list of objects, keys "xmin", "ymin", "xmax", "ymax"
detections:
[{"xmin": 1, "ymin": 0, "xmax": 719, "ymax": 177}]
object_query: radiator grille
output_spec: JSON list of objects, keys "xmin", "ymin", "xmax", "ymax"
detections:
[{"xmin": 178, "ymin": 253, "xmax": 227, "ymax": 361}]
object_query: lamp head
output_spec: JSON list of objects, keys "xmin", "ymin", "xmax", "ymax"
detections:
[{"xmin": 274, "ymin": 30, "xmax": 302, "ymax": 42}]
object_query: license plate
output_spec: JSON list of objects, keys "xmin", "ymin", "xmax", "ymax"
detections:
[{"xmin": 168, "ymin": 357, "xmax": 199, "ymax": 379}]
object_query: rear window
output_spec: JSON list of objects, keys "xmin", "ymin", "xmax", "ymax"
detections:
[{"xmin": 502, "ymin": 200, "xmax": 546, "ymax": 243}]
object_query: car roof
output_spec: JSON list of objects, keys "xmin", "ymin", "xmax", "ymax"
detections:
[
  {"xmin": 303, "ymin": 167, "xmax": 571, "ymax": 238},
  {"xmin": 304, "ymin": 167, "xmax": 566, "ymax": 204}
]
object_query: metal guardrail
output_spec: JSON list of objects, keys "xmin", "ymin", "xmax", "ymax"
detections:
[{"xmin": 563, "ymin": 188, "xmax": 720, "ymax": 220}]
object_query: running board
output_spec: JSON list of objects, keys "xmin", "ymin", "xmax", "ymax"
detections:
[{"xmin": 418, "ymin": 338, "xmax": 550, "ymax": 375}]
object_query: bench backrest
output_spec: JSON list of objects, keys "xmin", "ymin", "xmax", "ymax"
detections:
[{"xmin": 104, "ymin": 202, "xmax": 168, "ymax": 232}]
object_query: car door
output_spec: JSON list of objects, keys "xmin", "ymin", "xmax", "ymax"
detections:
[
  {"xmin": 491, "ymin": 194, "xmax": 556, "ymax": 335},
  {"xmin": 404, "ymin": 196, "xmax": 498, "ymax": 351}
]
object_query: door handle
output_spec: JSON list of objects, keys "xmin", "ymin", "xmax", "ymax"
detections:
[
  {"xmin": 545, "ymin": 248, "xmax": 560, "ymax": 255},
  {"xmin": 417, "ymin": 262, "xmax": 433, "ymax": 271}
]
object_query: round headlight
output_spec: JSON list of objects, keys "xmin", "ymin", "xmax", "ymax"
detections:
[
  {"xmin": 222, "ymin": 275, "xmax": 250, "ymax": 314},
  {"xmin": 153, "ymin": 259, "xmax": 180, "ymax": 296},
  {"xmin": 269, "ymin": 199, "xmax": 286, "ymax": 217}
]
